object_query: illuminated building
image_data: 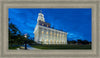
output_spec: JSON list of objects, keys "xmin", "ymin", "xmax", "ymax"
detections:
[{"xmin": 33, "ymin": 11, "xmax": 67, "ymax": 44}]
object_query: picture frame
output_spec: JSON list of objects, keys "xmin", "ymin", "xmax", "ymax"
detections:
[{"xmin": 0, "ymin": 0, "xmax": 100, "ymax": 58}]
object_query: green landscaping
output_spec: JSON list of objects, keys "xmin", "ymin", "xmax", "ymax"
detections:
[
  {"xmin": 9, "ymin": 46, "xmax": 20, "ymax": 49},
  {"xmin": 9, "ymin": 44, "xmax": 91, "ymax": 50},
  {"xmin": 31, "ymin": 44, "xmax": 91, "ymax": 50}
]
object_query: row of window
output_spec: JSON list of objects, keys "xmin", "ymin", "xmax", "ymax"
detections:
[
  {"xmin": 46, "ymin": 36, "xmax": 66, "ymax": 39},
  {"xmin": 42, "ymin": 24, "xmax": 49, "ymax": 27},
  {"xmin": 41, "ymin": 40, "xmax": 66, "ymax": 44},
  {"xmin": 44, "ymin": 42, "xmax": 66, "ymax": 44},
  {"xmin": 41, "ymin": 31, "xmax": 66, "ymax": 37},
  {"xmin": 41, "ymin": 39, "xmax": 66, "ymax": 43}
]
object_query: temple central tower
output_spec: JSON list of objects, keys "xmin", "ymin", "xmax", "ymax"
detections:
[{"xmin": 37, "ymin": 11, "xmax": 45, "ymax": 22}]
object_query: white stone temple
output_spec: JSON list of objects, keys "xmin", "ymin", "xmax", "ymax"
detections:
[{"xmin": 33, "ymin": 11, "xmax": 67, "ymax": 45}]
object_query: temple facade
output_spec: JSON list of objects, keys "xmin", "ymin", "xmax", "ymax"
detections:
[{"xmin": 33, "ymin": 11, "xmax": 67, "ymax": 44}]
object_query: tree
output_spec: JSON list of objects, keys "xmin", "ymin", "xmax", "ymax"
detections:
[
  {"xmin": 9, "ymin": 21, "xmax": 24, "ymax": 46},
  {"xmin": 67, "ymin": 40, "xmax": 76, "ymax": 44},
  {"xmin": 82, "ymin": 40, "xmax": 89, "ymax": 45},
  {"xmin": 77, "ymin": 39, "xmax": 82, "ymax": 45},
  {"xmin": 9, "ymin": 18, "xmax": 35, "ymax": 48}
]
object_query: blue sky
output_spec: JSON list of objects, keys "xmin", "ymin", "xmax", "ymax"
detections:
[{"xmin": 8, "ymin": 8, "xmax": 92, "ymax": 41}]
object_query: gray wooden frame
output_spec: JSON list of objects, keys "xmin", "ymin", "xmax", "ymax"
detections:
[{"xmin": 0, "ymin": 0, "xmax": 100, "ymax": 58}]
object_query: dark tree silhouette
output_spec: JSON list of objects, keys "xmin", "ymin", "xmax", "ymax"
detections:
[
  {"xmin": 9, "ymin": 18, "xmax": 34, "ymax": 47},
  {"xmin": 82, "ymin": 40, "xmax": 89, "ymax": 45}
]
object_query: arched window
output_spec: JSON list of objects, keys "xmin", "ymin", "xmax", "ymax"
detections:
[
  {"xmin": 42, "ymin": 31, "xmax": 44, "ymax": 34},
  {"xmin": 46, "ymin": 39, "xmax": 49, "ymax": 44},
  {"xmin": 50, "ymin": 40, "xmax": 52, "ymax": 44},
  {"xmin": 54, "ymin": 32, "xmax": 56, "ymax": 36},
  {"xmin": 46, "ymin": 31, "xmax": 48, "ymax": 34},
  {"xmin": 50, "ymin": 31, "xmax": 52, "ymax": 35},
  {"xmin": 41, "ymin": 39, "xmax": 44, "ymax": 44},
  {"xmin": 54, "ymin": 40, "xmax": 56, "ymax": 44},
  {"xmin": 60, "ymin": 41, "xmax": 62, "ymax": 44},
  {"xmin": 57, "ymin": 40, "xmax": 59, "ymax": 44}
]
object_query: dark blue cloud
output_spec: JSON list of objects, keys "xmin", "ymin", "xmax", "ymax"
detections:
[{"xmin": 8, "ymin": 8, "xmax": 91, "ymax": 41}]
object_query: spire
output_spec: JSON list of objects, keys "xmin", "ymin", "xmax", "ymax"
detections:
[
  {"xmin": 37, "ymin": 10, "xmax": 45, "ymax": 22},
  {"xmin": 40, "ymin": 10, "xmax": 42, "ymax": 13}
]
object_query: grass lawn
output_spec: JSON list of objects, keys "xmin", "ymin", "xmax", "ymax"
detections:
[
  {"xmin": 9, "ymin": 44, "xmax": 91, "ymax": 50},
  {"xmin": 9, "ymin": 46, "xmax": 20, "ymax": 50},
  {"xmin": 31, "ymin": 44, "xmax": 91, "ymax": 50},
  {"xmin": 9, "ymin": 45, "xmax": 21, "ymax": 50}
]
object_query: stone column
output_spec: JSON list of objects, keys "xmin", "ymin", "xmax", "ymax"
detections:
[
  {"xmin": 46, "ymin": 29, "xmax": 48, "ymax": 44},
  {"xmin": 58, "ymin": 32, "xmax": 60, "ymax": 44},
  {"xmin": 56, "ymin": 32, "xmax": 58, "ymax": 44},
  {"xmin": 53, "ymin": 31, "xmax": 55, "ymax": 44},
  {"xmin": 50, "ymin": 30, "xmax": 52, "ymax": 44},
  {"xmin": 54, "ymin": 31, "xmax": 56, "ymax": 44},
  {"xmin": 41, "ymin": 28, "xmax": 44, "ymax": 44},
  {"xmin": 55, "ymin": 31, "xmax": 57, "ymax": 44},
  {"xmin": 60, "ymin": 32, "xmax": 61, "ymax": 44},
  {"xmin": 66, "ymin": 33, "xmax": 67, "ymax": 44},
  {"xmin": 63, "ymin": 33, "xmax": 65, "ymax": 44}
]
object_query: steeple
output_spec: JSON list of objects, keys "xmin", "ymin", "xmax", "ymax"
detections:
[
  {"xmin": 40, "ymin": 10, "xmax": 42, "ymax": 13},
  {"xmin": 37, "ymin": 10, "xmax": 45, "ymax": 22}
]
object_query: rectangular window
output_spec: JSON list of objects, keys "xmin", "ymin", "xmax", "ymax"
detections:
[{"xmin": 46, "ymin": 31, "xmax": 48, "ymax": 34}]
